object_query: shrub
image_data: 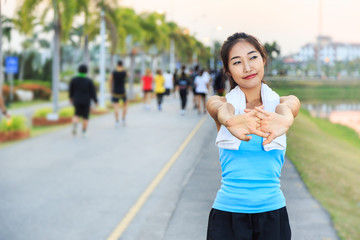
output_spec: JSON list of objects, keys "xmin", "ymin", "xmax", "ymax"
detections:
[
  {"xmin": 33, "ymin": 107, "xmax": 53, "ymax": 118},
  {"xmin": 1, "ymin": 85, "xmax": 19, "ymax": 102},
  {"xmin": 17, "ymin": 83, "xmax": 52, "ymax": 100},
  {"xmin": 0, "ymin": 115, "xmax": 28, "ymax": 132},
  {"xmin": 58, "ymin": 107, "xmax": 74, "ymax": 118}
]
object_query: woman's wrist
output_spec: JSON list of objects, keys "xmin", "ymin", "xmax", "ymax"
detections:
[
  {"xmin": 276, "ymin": 104, "xmax": 294, "ymax": 126},
  {"xmin": 218, "ymin": 103, "xmax": 234, "ymax": 127}
]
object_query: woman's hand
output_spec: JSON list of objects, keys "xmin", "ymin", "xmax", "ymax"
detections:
[
  {"xmin": 225, "ymin": 109, "xmax": 269, "ymax": 141},
  {"xmin": 252, "ymin": 106, "xmax": 294, "ymax": 145}
]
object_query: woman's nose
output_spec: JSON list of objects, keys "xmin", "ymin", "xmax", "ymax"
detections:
[{"xmin": 243, "ymin": 60, "xmax": 251, "ymax": 72}]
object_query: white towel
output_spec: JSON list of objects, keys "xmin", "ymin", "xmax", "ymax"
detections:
[{"xmin": 215, "ymin": 83, "xmax": 286, "ymax": 151}]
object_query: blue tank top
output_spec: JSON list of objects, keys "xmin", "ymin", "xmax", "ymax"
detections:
[{"xmin": 213, "ymin": 134, "xmax": 286, "ymax": 213}]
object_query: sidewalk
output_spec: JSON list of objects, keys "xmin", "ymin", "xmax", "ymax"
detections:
[
  {"xmin": 0, "ymin": 96, "xmax": 339, "ymax": 240},
  {"xmin": 160, "ymin": 118, "xmax": 340, "ymax": 240}
]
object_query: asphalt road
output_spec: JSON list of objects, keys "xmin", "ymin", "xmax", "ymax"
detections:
[{"xmin": 0, "ymin": 96, "xmax": 339, "ymax": 240}]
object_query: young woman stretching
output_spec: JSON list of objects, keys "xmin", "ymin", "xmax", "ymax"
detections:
[{"xmin": 206, "ymin": 32, "xmax": 300, "ymax": 240}]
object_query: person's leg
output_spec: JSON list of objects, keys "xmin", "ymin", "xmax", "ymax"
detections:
[
  {"xmin": 122, "ymin": 96, "xmax": 128, "ymax": 124},
  {"xmin": 207, "ymin": 209, "xmax": 237, "ymax": 240},
  {"xmin": 72, "ymin": 116, "xmax": 79, "ymax": 135},
  {"xmin": 197, "ymin": 94, "xmax": 202, "ymax": 114},
  {"xmin": 193, "ymin": 89, "xmax": 197, "ymax": 109},
  {"xmin": 202, "ymin": 94, "xmax": 207, "ymax": 114},
  {"xmin": 82, "ymin": 119, "xmax": 88, "ymax": 132},
  {"xmin": 255, "ymin": 207, "xmax": 291, "ymax": 240},
  {"xmin": 180, "ymin": 91, "xmax": 186, "ymax": 110},
  {"xmin": 112, "ymin": 96, "xmax": 120, "ymax": 123},
  {"xmin": 81, "ymin": 104, "xmax": 91, "ymax": 135},
  {"xmin": 72, "ymin": 105, "xmax": 81, "ymax": 135}
]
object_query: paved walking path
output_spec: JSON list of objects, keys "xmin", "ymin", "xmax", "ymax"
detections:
[{"xmin": 0, "ymin": 96, "xmax": 339, "ymax": 240}]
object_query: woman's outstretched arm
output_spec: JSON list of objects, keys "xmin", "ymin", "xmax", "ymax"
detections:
[
  {"xmin": 253, "ymin": 95, "xmax": 301, "ymax": 145},
  {"xmin": 206, "ymin": 96, "xmax": 268, "ymax": 141}
]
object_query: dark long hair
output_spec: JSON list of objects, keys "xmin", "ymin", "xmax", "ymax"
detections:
[{"xmin": 220, "ymin": 32, "xmax": 268, "ymax": 90}]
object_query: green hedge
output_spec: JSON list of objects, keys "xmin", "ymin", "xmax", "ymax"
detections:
[
  {"xmin": 0, "ymin": 115, "xmax": 28, "ymax": 132},
  {"xmin": 33, "ymin": 107, "xmax": 74, "ymax": 118}
]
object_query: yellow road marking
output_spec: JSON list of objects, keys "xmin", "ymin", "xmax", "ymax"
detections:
[{"xmin": 107, "ymin": 116, "xmax": 207, "ymax": 240}]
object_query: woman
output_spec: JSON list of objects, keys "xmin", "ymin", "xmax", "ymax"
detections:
[
  {"xmin": 194, "ymin": 69, "xmax": 210, "ymax": 115},
  {"xmin": 154, "ymin": 69, "xmax": 165, "ymax": 111},
  {"xmin": 175, "ymin": 65, "xmax": 191, "ymax": 115},
  {"xmin": 142, "ymin": 68, "xmax": 153, "ymax": 110},
  {"xmin": 206, "ymin": 32, "xmax": 300, "ymax": 240}
]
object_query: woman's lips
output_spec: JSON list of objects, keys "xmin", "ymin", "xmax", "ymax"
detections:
[{"xmin": 243, "ymin": 74, "xmax": 257, "ymax": 80}]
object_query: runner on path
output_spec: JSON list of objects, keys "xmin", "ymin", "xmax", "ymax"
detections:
[
  {"xmin": 154, "ymin": 69, "xmax": 165, "ymax": 111},
  {"xmin": 109, "ymin": 60, "xmax": 128, "ymax": 126},
  {"xmin": 206, "ymin": 32, "xmax": 301, "ymax": 240},
  {"xmin": 69, "ymin": 64, "xmax": 98, "ymax": 136},
  {"xmin": 175, "ymin": 65, "xmax": 191, "ymax": 115},
  {"xmin": 141, "ymin": 68, "xmax": 153, "ymax": 110}
]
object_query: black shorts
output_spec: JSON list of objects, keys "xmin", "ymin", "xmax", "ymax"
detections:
[
  {"xmin": 207, "ymin": 207, "xmax": 291, "ymax": 240},
  {"xmin": 143, "ymin": 89, "xmax": 153, "ymax": 93},
  {"xmin": 74, "ymin": 104, "xmax": 90, "ymax": 119},
  {"xmin": 111, "ymin": 93, "xmax": 127, "ymax": 103},
  {"xmin": 196, "ymin": 92, "xmax": 206, "ymax": 97},
  {"xmin": 164, "ymin": 89, "xmax": 171, "ymax": 95}
]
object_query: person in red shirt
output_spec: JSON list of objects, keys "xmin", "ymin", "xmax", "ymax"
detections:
[{"xmin": 142, "ymin": 68, "xmax": 153, "ymax": 110}]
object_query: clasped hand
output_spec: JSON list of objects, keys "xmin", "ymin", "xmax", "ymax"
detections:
[{"xmin": 226, "ymin": 106, "xmax": 293, "ymax": 145}]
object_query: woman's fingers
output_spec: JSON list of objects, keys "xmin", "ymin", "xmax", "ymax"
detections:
[
  {"xmin": 263, "ymin": 133, "xmax": 276, "ymax": 145},
  {"xmin": 255, "ymin": 106, "xmax": 270, "ymax": 116},
  {"xmin": 251, "ymin": 128, "xmax": 269, "ymax": 138}
]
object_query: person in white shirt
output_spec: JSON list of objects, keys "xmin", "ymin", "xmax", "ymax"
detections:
[
  {"xmin": 194, "ymin": 69, "xmax": 210, "ymax": 114},
  {"xmin": 163, "ymin": 70, "xmax": 174, "ymax": 96}
]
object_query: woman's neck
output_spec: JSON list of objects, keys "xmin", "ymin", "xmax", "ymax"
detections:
[{"xmin": 240, "ymin": 85, "xmax": 262, "ymax": 109}]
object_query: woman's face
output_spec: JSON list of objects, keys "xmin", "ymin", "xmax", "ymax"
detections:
[{"xmin": 227, "ymin": 40, "xmax": 265, "ymax": 90}]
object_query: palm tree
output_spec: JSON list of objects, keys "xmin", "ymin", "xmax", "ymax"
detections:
[
  {"xmin": 1, "ymin": 4, "xmax": 15, "ymax": 101},
  {"xmin": 18, "ymin": 0, "xmax": 79, "ymax": 112},
  {"xmin": 0, "ymin": 2, "xmax": 5, "ymax": 101},
  {"xmin": 139, "ymin": 12, "xmax": 170, "ymax": 72},
  {"xmin": 264, "ymin": 41, "xmax": 281, "ymax": 75}
]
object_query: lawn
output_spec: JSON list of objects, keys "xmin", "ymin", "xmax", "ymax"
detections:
[
  {"xmin": 267, "ymin": 79, "xmax": 360, "ymax": 103},
  {"xmin": 272, "ymin": 79, "xmax": 360, "ymax": 240}
]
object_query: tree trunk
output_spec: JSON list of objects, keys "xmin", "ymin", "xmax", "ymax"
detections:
[
  {"xmin": 140, "ymin": 51, "xmax": 146, "ymax": 77},
  {"xmin": 52, "ymin": 10, "xmax": 61, "ymax": 113},
  {"xmin": 83, "ymin": 35, "xmax": 89, "ymax": 65},
  {"xmin": 128, "ymin": 52, "xmax": 136, "ymax": 100},
  {"xmin": 0, "ymin": 2, "xmax": 4, "ymax": 98},
  {"xmin": 110, "ymin": 54, "xmax": 116, "ymax": 73},
  {"xmin": 19, "ymin": 51, "xmax": 26, "ymax": 81}
]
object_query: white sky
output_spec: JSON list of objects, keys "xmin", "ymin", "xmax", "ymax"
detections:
[{"xmin": 2, "ymin": 0, "xmax": 360, "ymax": 56}]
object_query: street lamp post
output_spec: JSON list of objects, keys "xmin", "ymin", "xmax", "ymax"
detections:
[
  {"xmin": 99, "ymin": 9, "xmax": 106, "ymax": 108},
  {"xmin": 316, "ymin": 0, "xmax": 323, "ymax": 78},
  {"xmin": 52, "ymin": 0, "xmax": 60, "ymax": 113}
]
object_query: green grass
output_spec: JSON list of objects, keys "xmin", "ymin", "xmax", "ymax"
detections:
[
  {"xmin": 268, "ymin": 80, "xmax": 360, "ymax": 103},
  {"xmin": 286, "ymin": 109, "xmax": 360, "ymax": 240},
  {"xmin": 7, "ymin": 91, "xmax": 69, "ymax": 110}
]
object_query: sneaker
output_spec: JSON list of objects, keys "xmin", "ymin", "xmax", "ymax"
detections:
[
  {"xmin": 115, "ymin": 121, "xmax": 120, "ymax": 127},
  {"xmin": 72, "ymin": 128, "xmax": 77, "ymax": 136},
  {"xmin": 82, "ymin": 131, "xmax": 88, "ymax": 138},
  {"xmin": 180, "ymin": 110, "xmax": 185, "ymax": 115},
  {"xmin": 121, "ymin": 119, "xmax": 126, "ymax": 126}
]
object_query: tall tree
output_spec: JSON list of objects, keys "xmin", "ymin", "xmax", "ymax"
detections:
[
  {"xmin": 264, "ymin": 41, "xmax": 281, "ymax": 75},
  {"xmin": 18, "ymin": 0, "xmax": 78, "ymax": 112}
]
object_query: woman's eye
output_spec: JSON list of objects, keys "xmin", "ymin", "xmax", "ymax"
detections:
[
  {"xmin": 250, "ymin": 55, "xmax": 258, "ymax": 60},
  {"xmin": 233, "ymin": 61, "xmax": 241, "ymax": 65}
]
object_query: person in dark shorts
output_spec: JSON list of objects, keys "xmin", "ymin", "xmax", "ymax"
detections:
[
  {"xmin": 175, "ymin": 65, "xmax": 191, "ymax": 115},
  {"xmin": 109, "ymin": 60, "xmax": 128, "ymax": 126},
  {"xmin": 206, "ymin": 32, "xmax": 301, "ymax": 240},
  {"xmin": 69, "ymin": 64, "xmax": 98, "ymax": 136}
]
